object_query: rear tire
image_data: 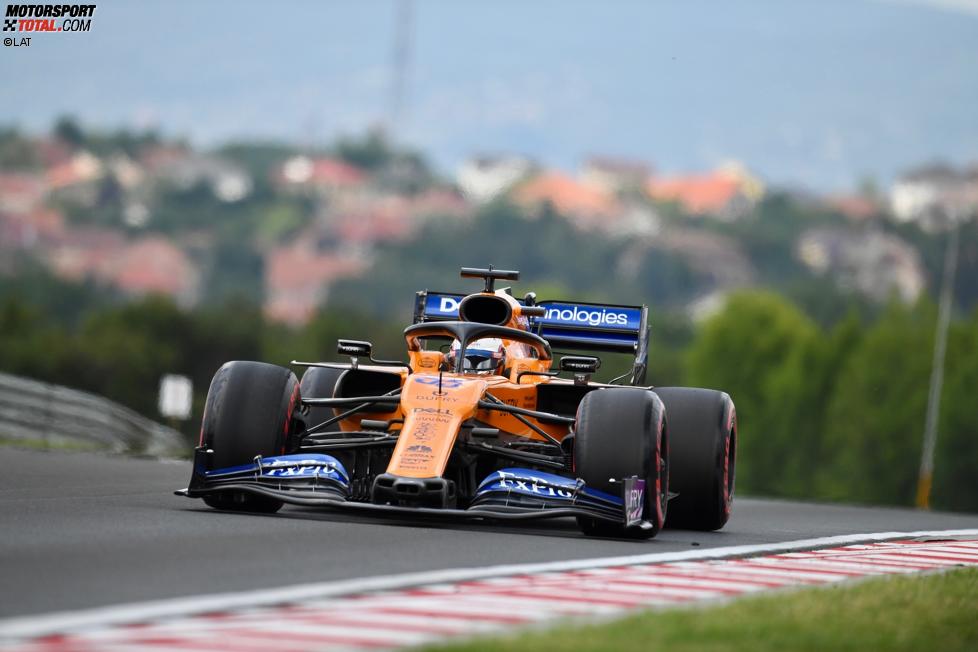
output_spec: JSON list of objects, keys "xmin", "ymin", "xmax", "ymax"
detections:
[
  {"xmin": 654, "ymin": 387, "xmax": 736, "ymax": 531},
  {"xmin": 574, "ymin": 388, "xmax": 668, "ymax": 539},
  {"xmin": 299, "ymin": 367, "xmax": 345, "ymax": 435},
  {"xmin": 199, "ymin": 361, "xmax": 300, "ymax": 513}
]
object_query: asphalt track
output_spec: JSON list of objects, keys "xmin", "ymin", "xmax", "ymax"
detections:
[{"xmin": 1, "ymin": 447, "xmax": 976, "ymax": 620}]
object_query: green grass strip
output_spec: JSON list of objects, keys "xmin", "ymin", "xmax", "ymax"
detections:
[{"xmin": 424, "ymin": 566, "xmax": 978, "ymax": 652}]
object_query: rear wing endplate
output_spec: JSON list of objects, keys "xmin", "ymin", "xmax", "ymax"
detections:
[{"xmin": 413, "ymin": 291, "xmax": 650, "ymax": 385}]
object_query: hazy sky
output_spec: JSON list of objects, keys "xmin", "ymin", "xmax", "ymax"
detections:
[{"xmin": 1, "ymin": 0, "xmax": 976, "ymax": 190}]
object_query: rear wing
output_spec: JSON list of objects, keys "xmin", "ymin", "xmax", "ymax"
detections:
[{"xmin": 413, "ymin": 291, "xmax": 650, "ymax": 385}]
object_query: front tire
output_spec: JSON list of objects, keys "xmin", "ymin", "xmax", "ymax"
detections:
[
  {"xmin": 199, "ymin": 361, "xmax": 300, "ymax": 513},
  {"xmin": 574, "ymin": 388, "xmax": 668, "ymax": 539},
  {"xmin": 654, "ymin": 387, "xmax": 736, "ymax": 531}
]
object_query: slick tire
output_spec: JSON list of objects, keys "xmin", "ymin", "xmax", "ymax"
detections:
[
  {"xmin": 299, "ymin": 367, "xmax": 345, "ymax": 435},
  {"xmin": 574, "ymin": 388, "xmax": 668, "ymax": 540},
  {"xmin": 653, "ymin": 387, "xmax": 736, "ymax": 531},
  {"xmin": 199, "ymin": 361, "xmax": 300, "ymax": 513}
]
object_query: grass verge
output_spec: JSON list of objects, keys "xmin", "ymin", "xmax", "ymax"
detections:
[{"xmin": 424, "ymin": 566, "xmax": 978, "ymax": 652}]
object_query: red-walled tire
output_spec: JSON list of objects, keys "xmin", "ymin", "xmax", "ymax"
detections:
[
  {"xmin": 199, "ymin": 361, "xmax": 300, "ymax": 513},
  {"xmin": 654, "ymin": 387, "xmax": 736, "ymax": 531},
  {"xmin": 574, "ymin": 387, "xmax": 668, "ymax": 539}
]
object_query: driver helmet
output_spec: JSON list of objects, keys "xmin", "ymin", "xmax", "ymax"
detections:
[{"xmin": 447, "ymin": 338, "xmax": 506, "ymax": 374}]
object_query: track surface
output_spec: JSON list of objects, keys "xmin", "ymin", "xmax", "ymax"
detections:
[{"xmin": 1, "ymin": 447, "xmax": 975, "ymax": 619}]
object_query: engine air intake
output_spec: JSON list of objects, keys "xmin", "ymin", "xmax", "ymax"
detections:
[{"xmin": 458, "ymin": 294, "xmax": 512, "ymax": 326}]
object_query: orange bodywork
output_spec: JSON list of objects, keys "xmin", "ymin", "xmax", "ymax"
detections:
[
  {"xmin": 338, "ymin": 289, "xmax": 570, "ymax": 479},
  {"xmin": 388, "ymin": 374, "xmax": 485, "ymax": 478},
  {"xmin": 386, "ymin": 373, "xmax": 570, "ymax": 478}
]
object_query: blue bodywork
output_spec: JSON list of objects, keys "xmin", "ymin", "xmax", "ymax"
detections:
[
  {"xmin": 419, "ymin": 291, "xmax": 645, "ymax": 353},
  {"xmin": 474, "ymin": 468, "xmax": 620, "ymax": 504},
  {"xmin": 200, "ymin": 455, "xmax": 628, "ymax": 519},
  {"xmin": 204, "ymin": 453, "xmax": 349, "ymax": 483},
  {"xmin": 201, "ymin": 453, "xmax": 351, "ymax": 500},
  {"xmin": 181, "ymin": 447, "xmax": 646, "ymax": 528},
  {"xmin": 470, "ymin": 467, "xmax": 625, "ymax": 521}
]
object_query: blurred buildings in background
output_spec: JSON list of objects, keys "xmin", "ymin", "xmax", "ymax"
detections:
[
  {"xmin": 890, "ymin": 164, "xmax": 978, "ymax": 231},
  {"xmin": 1, "ymin": 121, "xmax": 976, "ymax": 325}
]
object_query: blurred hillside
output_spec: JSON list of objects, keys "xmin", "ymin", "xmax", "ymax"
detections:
[{"xmin": 3, "ymin": 119, "xmax": 977, "ymax": 323}]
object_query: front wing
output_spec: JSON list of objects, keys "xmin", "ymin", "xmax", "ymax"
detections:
[{"xmin": 176, "ymin": 449, "xmax": 652, "ymax": 532}]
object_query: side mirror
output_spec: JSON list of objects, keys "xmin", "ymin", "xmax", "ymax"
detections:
[
  {"xmin": 337, "ymin": 340, "xmax": 372, "ymax": 358},
  {"xmin": 560, "ymin": 355, "xmax": 600, "ymax": 386},
  {"xmin": 559, "ymin": 356, "xmax": 601, "ymax": 374},
  {"xmin": 336, "ymin": 339, "xmax": 411, "ymax": 372}
]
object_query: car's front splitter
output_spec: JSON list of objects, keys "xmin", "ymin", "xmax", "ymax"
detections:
[
  {"xmin": 175, "ymin": 482, "xmax": 637, "ymax": 526},
  {"xmin": 179, "ymin": 447, "xmax": 654, "ymax": 532}
]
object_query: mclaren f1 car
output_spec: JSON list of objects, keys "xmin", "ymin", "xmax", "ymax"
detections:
[{"xmin": 177, "ymin": 266, "xmax": 737, "ymax": 539}]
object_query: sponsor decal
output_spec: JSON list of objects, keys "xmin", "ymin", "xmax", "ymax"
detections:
[
  {"xmin": 485, "ymin": 469, "xmax": 575, "ymax": 498},
  {"xmin": 418, "ymin": 357, "xmax": 436, "ymax": 368},
  {"xmin": 416, "ymin": 375, "xmax": 464, "ymax": 389},
  {"xmin": 425, "ymin": 294, "xmax": 640, "ymax": 330},
  {"xmin": 421, "ymin": 294, "xmax": 462, "ymax": 318},
  {"xmin": 439, "ymin": 296, "xmax": 460, "ymax": 313},
  {"xmin": 413, "ymin": 407, "xmax": 453, "ymax": 416},
  {"xmin": 623, "ymin": 476, "xmax": 645, "ymax": 527},
  {"xmin": 562, "ymin": 360, "xmax": 596, "ymax": 371},
  {"xmin": 262, "ymin": 457, "xmax": 344, "ymax": 479},
  {"xmin": 398, "ymin": 446, "xmax": 434, "ymax": 469},
  {"xmin": 264, "ymin": 464, "xmax": 335, "ymax": 478},
  {"xmin": 416, "ymin": 394, "xmax": 458, "ymax": 402},
  {"xmin": 476, "ymin": 468, "xmax": 623, "ymax": 505},
  {"xmin": 209, "ymin": 454, "xmax": 349, "ymax": 483},
  {"xmin": 412, "ymin": 415, "xmax": 450, "ymax": 431},
  {"xmin": 407, "ymin": 420, "xmax": 436, "ymax": 440},
  {"xmin": 3, "ymin": 3, "xmax": 96, "ymax": 47},
  {"xmin": 540, "ymin": 304, "xmax": 637, "ymax": 329}
]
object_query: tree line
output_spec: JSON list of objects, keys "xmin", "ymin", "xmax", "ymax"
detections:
[{"xmin": 687, "ymin": 291, "xmax": 978, "ymax": 512}]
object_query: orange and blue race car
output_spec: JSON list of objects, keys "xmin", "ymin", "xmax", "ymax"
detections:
[{"xmin": 177, "ymin": 266, "xmax": 737, "ymax": 539}]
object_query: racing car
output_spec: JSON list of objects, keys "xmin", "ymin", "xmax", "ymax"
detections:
[{"xmin": 177, "ymin": 266, "xmax": 737, "ymax": 539}]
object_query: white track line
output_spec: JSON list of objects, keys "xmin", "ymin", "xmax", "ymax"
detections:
[{"xmin": 1, "ymin": 528, "xmax": 976, "ymax": 642}]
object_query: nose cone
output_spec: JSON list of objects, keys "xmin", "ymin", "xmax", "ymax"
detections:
[{"xmin": 386, "ymin": 374, "xmax": 486, "ymax": 479}]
